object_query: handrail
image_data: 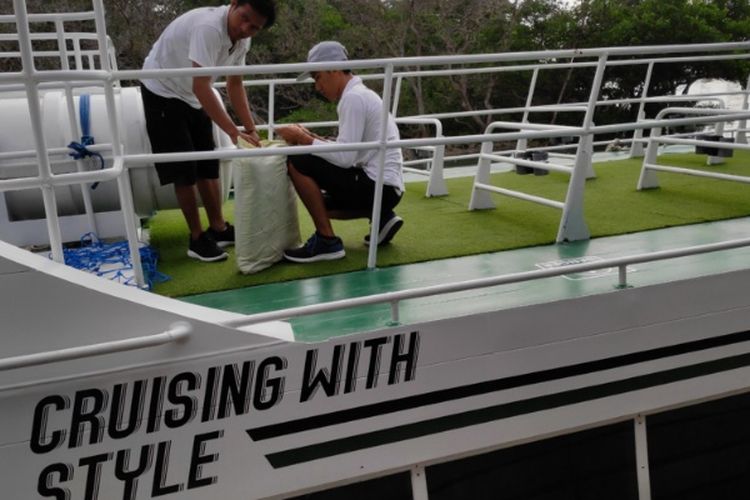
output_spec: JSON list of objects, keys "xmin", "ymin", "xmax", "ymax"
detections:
[
  {"xmin": 0, "ymin": 321, "xmax": 192, "ymax": 371},
  {"xmin": 222, "ymin": 236, "xmax": 750, "ymax": 329},
  {"xmin": 2, "ymin": 3, "xmax": 749, "ymax": 279}
]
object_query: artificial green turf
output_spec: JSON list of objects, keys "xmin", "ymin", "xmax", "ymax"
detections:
[{"xmin": 149, "ymin": 150, "xmax": 750, "ymax": 297}]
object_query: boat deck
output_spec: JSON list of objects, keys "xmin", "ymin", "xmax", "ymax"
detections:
[{"xmin": 183, "ymin": 215, "xmax": 750, "ymax": 342}]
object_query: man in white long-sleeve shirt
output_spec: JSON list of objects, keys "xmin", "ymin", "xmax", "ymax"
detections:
[{"xmin": 276, "ymin": 41, "xmax": 405, "ymax": 263}]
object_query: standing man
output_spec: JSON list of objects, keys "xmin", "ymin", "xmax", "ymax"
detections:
[
  {"xmin": 141, "ymin": 0, "xmax": 276, "ymax": 262},
  {"xmin": 276, "ymin": 41, "xmax": 405, "ymax": 263}
]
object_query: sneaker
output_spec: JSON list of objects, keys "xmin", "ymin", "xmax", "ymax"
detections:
[
  {"xmin": 187, "ymin": 233, "xmax": 228, "ymax": 262},
  {"xmin": 284, "ymin": 232, "xmax": 345, "ymax": 263},
  {"xmin": 364, "ymin": 211, "xmax": 404, "ymax": 246},
  {"xmin": 205, "ymin": 222, "xmax": 235, "ymax": 248}
]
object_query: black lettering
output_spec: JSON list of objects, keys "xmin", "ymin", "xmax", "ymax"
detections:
[
  {"xmin": 165, "ymin": 372, "xmax": 198, "ymax": 429},
  {"xmin": 109, "ymin": 381, "xmax": 146, "ymax": 440},
  {"xmin": 388, "ymin": 332, "xmax": 420, "ymax": 384},
  {"xmin": 151, "ymin": 441, "xmax": 183, "ymax": 496},
  {"xmin": 300, "ymin": 346, "xmax": 344, "ymax": 402},
  {"xmin": 253, "ymin": 357, "xmax": 285, "ymax": 411},
  {"xmin": 37, "ymin": 463, "xmax": 73, "ymax": 499},
  {"xmin": 218, "ymin": 362, "xmax": 254, "ymax": 419},
  {"xmin": 146, "ymin": 377, "xmax": 166, "ymax": 433},
  {"xmin": 69, "ymin": 389, "xmax": 107, "ymax": 448},
  {"xmin": 363, "ymin": 337, "xmax": 390, "ymax": 389},
  {"xmin": 187, "ymin": 431, "xmax": 223, "ymax": 489},
  {"xmin": 201, "ymin": 366, "xmax": 220, "ymax": 422},
  {"xmin": 31, "ymin": 395, "xmax": 69, "ymax": 454},
  {"xmin": 115, "ymin": 445, "xmax": 154, "ymax": 500},
  {"xmin": 344, "ymin": 342, "xmax": 361, "ymax": 394},
  {"xmin": 79, "ymin": 453, "xmax": 112, "ymax": 500}
]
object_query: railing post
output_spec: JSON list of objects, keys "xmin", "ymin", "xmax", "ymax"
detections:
[
  {"xmin": 56, "ymin": 19, "xmax": 100, "ymax": 238},
  {"xmin": 515, "ymin": 67, "xmax": 539, "ymax": 153},
  {"xmin": 268, "ymin": 82, "xmax": 276, "ymax": 140},
  {"xmin": 557, "ymin": 53, "xmax": 606, "ymax": 242},
  {"xmin": 366, "ymin": 63, "xmax": 395, "ymax": 269},
  {"xmin": 736, "ymin": 72, "xmax": 750, "ymax": 145},
  {"xmin": 388, "ymin": 300, "xmax": 401, "ymax": 326},
  {"xmin": 93, "ymin": 0, "xmax": 145, "ymax": 287},
  {"xmin": 468, "ymin": 135, "xmax": 497, "ymax": 210},
  {"xmin": 392, "ymin": 75, "xmax": 403, "ymax": 117},
  {"xmin": 637, "ymin": 124, "xmax": 662, "ymax": 190},
  {"xmin": 617, "ymin": 264, "xmax": 628, "ymax": 288},
  {"xmin": 13, "ymin": 0, "xmax": 65, "ymax": 263},
  {"xmin": 630, "ymin": 62, "xmax": 654, "ymax": 158},
  {"xmin": 634, "ymin": 415, "xmax": 653, "ymax": 500}
]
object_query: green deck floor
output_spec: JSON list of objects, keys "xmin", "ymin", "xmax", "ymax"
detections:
[{"xmin": 182, "ymin": 216, "xmax": 750, "ymax": 342}]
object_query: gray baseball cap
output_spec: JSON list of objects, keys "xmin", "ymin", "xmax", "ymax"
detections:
[{"xmin": 297, "ymin": 41, "xmax": 349, "ymax": 81}]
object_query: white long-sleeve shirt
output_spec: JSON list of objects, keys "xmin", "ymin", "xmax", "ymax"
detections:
[{"xmin": 312, "ymin": 76, "xmax": 404, "ymax": 192}]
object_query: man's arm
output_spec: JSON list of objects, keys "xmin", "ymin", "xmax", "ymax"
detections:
[
  {"xmin": 191, "ymin": 63, "xmax": 259, "ymax": 146},
  {"xmin": 226, "ymin": 74, "xmax": 261, "ymax": 145}
]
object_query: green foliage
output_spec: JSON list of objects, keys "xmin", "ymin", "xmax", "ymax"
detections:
[{"xmin": 6, "ymin": 0, "xmax": 748, "ymax": 140}]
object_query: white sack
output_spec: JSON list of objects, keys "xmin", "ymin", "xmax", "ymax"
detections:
[{"xmin": 232, "ymin": 140, "xmax": 300, "ymax": 274}]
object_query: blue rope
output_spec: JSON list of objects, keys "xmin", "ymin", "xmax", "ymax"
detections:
[
  {"xmin": 68, "ymin": 94, "xmax": 105, "ymax": 189},
  {"xmin": 55, "ymin": 233, "xmax": 170, "ymax": 291}
]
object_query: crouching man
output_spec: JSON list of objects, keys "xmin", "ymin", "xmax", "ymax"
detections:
[{"xmin": 276, "ymin": 41, "xmax": 405, "ymax": 263}]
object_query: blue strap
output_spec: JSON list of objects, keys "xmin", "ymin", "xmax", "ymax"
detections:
[
  {"xmin": 79, "ymin": 93, "xmax": 92, "ymax": 144},
  {"xmin": 68, "ymin": 94, "xmax": 104, "ymax": 189}
]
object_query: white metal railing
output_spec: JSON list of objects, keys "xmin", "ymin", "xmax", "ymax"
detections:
[
  {"xmin": 0, "ymin": 321, "xmax": 191, "ymax": 371},
  {"xmin": 221, "ymin": 235, "xmax": 750, "ymax": 329},
  {"xmin": 638, "ymin": 107, "xmax": 750, "ymax": 190},
  {"xmin": 3, "ymin": 0, "xmax": 750, "ymax": 284}
]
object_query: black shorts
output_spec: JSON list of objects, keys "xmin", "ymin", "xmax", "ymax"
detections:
[
  {"xmin": 288, "ymin": 154, "xmax": 402, "ymax": 216},
  {"xmin": 141, "ymin": 84, "xmax": 219, "ymax": 186}
]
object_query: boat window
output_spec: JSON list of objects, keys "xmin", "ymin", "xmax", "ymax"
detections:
[
  {"xmin": 287, "ymin": 471, "xmax": 412, "ymax": 500},
  {"xmin": 425, "ymin": 421, "xmax": 638, "ymax": 500},
  {"xmin": 647, "ymin": 391, "xmax": 750, "ymax": 500}
]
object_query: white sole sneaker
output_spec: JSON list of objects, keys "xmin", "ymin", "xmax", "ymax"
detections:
[
  {"xmin": 283, "ymin": 249, "xmax": 346, "ymax": 263},
  {"xmin": 364, "ymin": 215, "xmax": 404, "ymax": 246},
  {"xmin": 187, "ymin": 249, "xmax": 228, "ymax": 262}
]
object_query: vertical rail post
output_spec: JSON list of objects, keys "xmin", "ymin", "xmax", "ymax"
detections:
[
  {"xmin": 557, "ymin": 53, "xmax": 607, "ymax": 242},
  {"xmin": 14, "ymin": 0, "xmax": 65, "ymax": 263},
  {"xmin": 634, "ymin": 415, "xmax": 653, "ymax": 500},
  {"xmin": 55, "ymin": 19, "xmax": 99, "ymax": 237},
  {"xmin": 410, "ymin": 465, "xmax": 429, "ymax": 500},
  {"xmin": 92, "ymin": 0, "xmax": 145, "ymax": 287},
  {"xmin": 516, "ymin": 67, "xmax": 539, "ymax": 153},
  {"xmin": 736, "ymin": 72, "xmax": 750, "ymax": 144},
  {"xmin": 617, "ymin": 264, "xmax": 628, "ymax": 288},
  {"xmin": 389, "ymin": 300, "xmax": 400, "ymax": 326},
  {"xmin": 367, "ymin": 63, "xmax": 395, "ymax": 269},
  {"xmin": 392, "ymin": 75, "xmax": 403, "ymax": 116},
  {"xmin": 268, "ymin": 82, "xmax": 276, "ymax": 140},
  {"xmin": 630, "ymin": 62, "xmax": 654, "ymax": 158}
]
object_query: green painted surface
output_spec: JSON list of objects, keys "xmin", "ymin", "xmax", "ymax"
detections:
[{"xmin": 183, "ymin": 217, "xmax": 750, "ymax": 342}]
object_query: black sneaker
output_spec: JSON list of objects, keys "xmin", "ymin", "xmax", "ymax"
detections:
[
  {"xmin": 205, "ymin": 222, "xmax": 235, "ymax": 248},
  {"xmin": 187, "ymin": 233, "xmax": 228, "ymax": 262},
  {"xmin": 364, "ymin": 211, "xmax": 404, "ymax": 246},
  {"xmin": 284, "ymin": 232, "xmax": 345, "ymax": 263}
]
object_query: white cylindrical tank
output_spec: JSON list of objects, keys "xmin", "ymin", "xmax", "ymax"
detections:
[{"xmin": 0, "ymin": 86, "xmax": 233, "ymax": 221}]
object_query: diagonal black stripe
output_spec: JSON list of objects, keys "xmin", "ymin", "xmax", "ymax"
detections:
[
  {"xmin": 264, "ymin": 351, "xmax": 750, "ymax": 468},
  {"xmin": 247, "ymin": 329, "xmax": 750, "ymax": 441}
]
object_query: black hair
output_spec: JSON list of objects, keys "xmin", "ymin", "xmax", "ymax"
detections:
[{"xmin": 237, "ymin": 0, "xmax": 276, "ymax": 29}]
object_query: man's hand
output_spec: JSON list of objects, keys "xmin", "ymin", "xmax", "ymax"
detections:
[
  {"xmin": 236, "ymin": 129, "xmax": 261, "ymax": 147},
  {"xmin": 276, "ymin": 124, "xmax": 314, "ymax": 145}
]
